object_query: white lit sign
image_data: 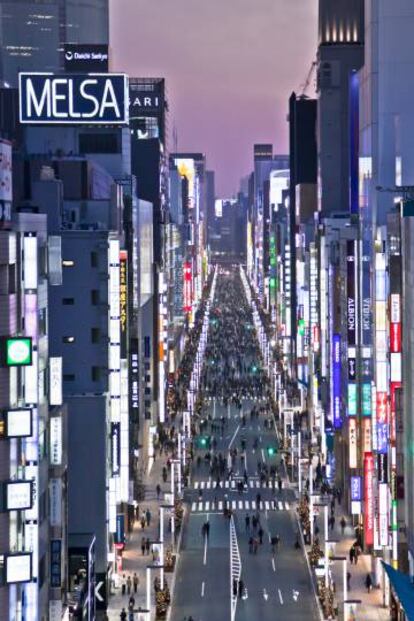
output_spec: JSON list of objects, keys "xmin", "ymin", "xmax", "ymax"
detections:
[
  {"xmin": 6, "ymin": 553, "xmax": 32, "ymax": 583},
  {"xmin": 23, "ymin": 234, "xmax": 38, "ymax": 290},
  {"xmin": 49, "ymin": 357, "xmax": 62, "ymax": 406},
  {"xmin": 19, "ymin": 73, "xmax": 128, "ymax": 125},
  {"xmin": 49, "ymin": 478, "xmax": 62, "ymax": 527},
  {"xmin": 6, "ymin": 481, "xmax": 32, "ymax": 511},
  {"xmin": 6, "ymin": 409, "xmax": 32, "ymax": 438},
  {"xmin": 50, "ymin": 417, "xmax": 62, "ymax": 466}
]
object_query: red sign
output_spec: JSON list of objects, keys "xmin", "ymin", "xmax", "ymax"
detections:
[
  {"xmin": 183, "ymin": 262, "xmax": 192, "ymax": 313},
  {"xmin": 390, "ymin": 323, "xmax": 401, "ymax": 353},
  {"xmin": 364, "ymin": 452, "xmax": 374, "ymax": 546},
  {"xmin": 376, "ymin": 392, "xmax": 387, "ymax": 424}
]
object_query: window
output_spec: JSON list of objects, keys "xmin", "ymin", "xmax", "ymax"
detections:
[
  {"xmin": 91, "ymin": 366, "xmax": 101, "ymax": 382},
  {"xmin": 145, "ymin": 375, "xmax": 150, "ymax": 383},
  {"xmin": 63, "ymin": 374, "xmax": 75, "ymax": 381},
  {"xmin": 62, "ymin": 336, "xmax": 75, "ymax": 343},
  {"xmin": 91, "ymin": 328, "xmax": 101, "ymax": 344},
  {"xmin": 62, "ymin": 298, "xmax": 74, "ymax": 305},
  {"xmin": 79, "ymin": 133, "xmax": 119, "ymax": 154},
  {"xmin": 145, "ymin": 387, "xmax": 151, "ymax": 395},
  {"xmin": 144, "ymin": 336, "xmax": 151, "ymax": 358},
  {"xmin": 90, "ymin": 252, "xmax": 98, "ymax": 268},
  {"xmin": 91, "ymin": 289, "xmax": 99, "ymax": 305},
  {"xmin": 62, "ymin": 260, "xmax": 74, "ymax": 267}
]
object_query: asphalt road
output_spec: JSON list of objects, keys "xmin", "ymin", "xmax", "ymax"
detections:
[{"xmin": 170, "ymin": 400, "xmax": 320, "ymax": 621}]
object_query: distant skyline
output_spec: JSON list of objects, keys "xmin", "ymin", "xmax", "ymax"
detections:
[{"xmin": 110, "ymin": 0, "xmax": 318, "ymax": 196}]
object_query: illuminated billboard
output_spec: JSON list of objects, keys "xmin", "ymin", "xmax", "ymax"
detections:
[
  {"xmin": 5, "ymin": 553, "xmax": 32, "ymax": 583},
  {"xmin": 19, "ymin": 73, "xmax": 128, "ymax": 125},
  {"xmin": 5, "ymin": 409, "xmax": 32, "ymax": 438},
  {"xmin": 2, "ymin": 337, "xmax": 32, "ymax": 367},
  {"xmin": 5, "ymin": 481, "xmax": 33, "ymax": 511},
  {"xmin": 175, "ymin": 158, "xmax": 196, "ymax": 210}
]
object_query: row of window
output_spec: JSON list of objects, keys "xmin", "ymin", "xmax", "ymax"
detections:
[
  {"xmin": 62, "ymin": 289, "xmax": 100, "ymax": 305},
  {"xmin": 62, "ymin": 251, "xmax": 99, "ymax": 269},
  {"xmin": 62, "ymin": 328, "xmax": 101, "ymax": 344},
  {"xmin": 64, "ymin": 366, "xmax": 102, "ymax": 382}
]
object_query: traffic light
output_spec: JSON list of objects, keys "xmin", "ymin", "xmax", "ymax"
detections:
[
  {"xmin": 267, "ymin": 445, "xmax": 277, "ymax": 457},
  {"xmin": 197, "ymin": 435, "xmax": 211, "ymax": 449}
]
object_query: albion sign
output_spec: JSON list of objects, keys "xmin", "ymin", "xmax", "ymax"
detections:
[{"xmin": 19, "ymin": 73, "xmax": 128, "ymax": 125}]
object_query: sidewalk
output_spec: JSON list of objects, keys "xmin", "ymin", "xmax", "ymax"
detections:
[
  {"xmin": 107, "ymin": 453, "xmax": 177, "ymax": 621},
  {"xmin": 290, "ymin": 454, "xmax": 389, "ymax": 619}
]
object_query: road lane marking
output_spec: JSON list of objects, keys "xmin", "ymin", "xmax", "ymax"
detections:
[
  {"xmin": 205, "ymin": 501, "xmax": 210, "ymax": 511},
  {"xmin": 265, "ymin": 501, "xmax": 270, "ymax": 510},
  {"xmin": 198, "ymin": 502, "xmax": 203, "ymax": 511},
  {"xmin": 278, "ymin": 501, "xmax": 283, "ymax": 510},
  {"xmin": 238, "ymin": 500, "xmax": 243, "ymax": 509},
  {"xmin": 245, "ymin": 500, "xmax": 249, "ymax": 509},
  {"xmin": 278, "ymin": 588, "xmax": 284, "ymax": 604},
  {"xmin": 201, "ymin": 581, "xmax": 205, "ymax": 597},
  {"xmin": 272, "ymin": 558, "xmax": 276, "ymax": 572},
  {"xmin": 192, "ymin": 502, "xmax": 196, "ymax": 511},
  {"xmin": 228, "ymin": 423, "xmax": 241, "ymax": 449},
  {"xmin": 263, "ymin": 588, "xmax": 269, "ymax": 601},
  {"xmin": 203, "ymin": 523, "xmax": 208, "ymax": 565},
  {"xmin": 261, "ymin": 449, "xmax": 265, "ymax": 462},
  {"xmin": 195, "ymin": 482, "xmax": 199, "ymax": 489}
]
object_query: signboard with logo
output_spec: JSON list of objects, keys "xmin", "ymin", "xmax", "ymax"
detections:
[
  {"xmin": 349, "ymin": 418, "xmax": 357, "ymax": 468},
  {"xmin": 376, "ymin": 391, "xmax": 388, "ymax": 454},
  {"xmin": 19, "ymin": 73, "xmax": 128, "ymax": 125},
  {"xmin": 120, "ymin": 252, "xmax": 128, "ymax": 359},
  {"xmin": 2, "ymin": 337, "xmax": 32, "ymax": 367},
  {"xmin": 5, "ymin": 408, "xmax": 32, "ymax": 438},
  {"xmin": 50, "ymin": 416, "xmax": 62, "ymax": 466},
  {"xmin": 347, "ymin": 240, "xmax": 356, "ymax": 346},
  {"xmin": 5, "ymin": 481, "xmax": 33, "ymax": 511},
  {"xmin": 0, "ymin": 139, "xmax": 12, "ymax": 226},
  {"xmin": 64, "ymin": 43, "xmax": 109, "ymax": 72},
  {"xmin": 49, "ymin": 478, "xmax": 62, "ymax": 527},
  {"xmin": 49, "ymin": 357, "xmax": 62, "ymax": 406},
  {"xmin": 129, "ymin": 338, "xmax": 139, "ymax": 420}
]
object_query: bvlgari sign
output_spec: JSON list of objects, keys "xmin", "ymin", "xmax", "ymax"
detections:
[{"xmin": 19, "ymin": 73, "xmax": 129, "ymax": 125}]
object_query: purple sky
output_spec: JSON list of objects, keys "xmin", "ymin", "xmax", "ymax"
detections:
[{"xmin": 110, "ymin": 0, "xmax": 317, "ymax": 196}]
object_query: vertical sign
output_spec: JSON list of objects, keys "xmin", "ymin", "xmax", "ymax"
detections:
[
  {"xmin": 376, "ymin": 392, "xmax": 388, "ymax": 454},
  {"xmin": 49, "ymin": 357, "xmax": 62, "ymax": 406},
  {"xmin": 183, "ymin": 262, "xmax": 192, "ymax": 313},
  {"xmin": 332, "ymin": 333, "xmax": 342, "ymax": 428},
  {"xmin": 347, "ymin": 240, "xmax": 356, "ymax": 346},
  {"xmin": 129, "ymin": 338, "xmax": 139, "ymax": 419},
  {"xmin": 119, "ymin": 251, "xmax": 128, "ymax": 359},
  {"xmin": 349, "ymin": 418, "xmax": 357, "ymax": 468},
  {"xmin": 364, "ymin": 452, "xmax": 374, "ymax": 546},
  {"xmin": 49, "ymin": 417, "xmax": 62, "ymax": 466},
  {"xmin": 111, "ymin": 422, "xmax": 121, "ymax": 476},
  {"xmin": 50, "ymin": 540, "xmax": 62, "ymax": 588}
]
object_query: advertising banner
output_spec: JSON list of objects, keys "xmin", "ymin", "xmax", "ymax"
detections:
[
  {"xmin": 347, "ymin": 240, "xmax": 356, "ymax": 346},
  {"xmin": 349, "ymin": 418, "xmax": 357, "ymax": 468},
  {"xmin": 332, "ymin": 333, "xmax": 342, "ymax": 428},
  {"xmin": 119, "ymin": 251, "xmax": 128, "ymax": 359},
  {"xmin": 19, "ymin": 73, "xmax": 128, "ymax": 125},
  {"xmin": 111, "ymin": 422, "xmax": 121, "ymax": 476},
  {"xmin": 64, "ymin": 43, "xmax": 109, "ymax": 72},
  {"xmin": 364, "ymin": 453, "xmax": 374, "ymax": 546}
]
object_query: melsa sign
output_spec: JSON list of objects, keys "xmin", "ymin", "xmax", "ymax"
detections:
[{"xmin": 19, "ymin": 73, "xmax": 129, "ymax": 125}]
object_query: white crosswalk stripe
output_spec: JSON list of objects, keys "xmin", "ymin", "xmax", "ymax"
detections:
[{"xmin": 188, "ymin": 499, "xmax": 293, "ymax": 514}]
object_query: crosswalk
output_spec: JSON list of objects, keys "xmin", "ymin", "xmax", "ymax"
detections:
[
  {"xmin": 190, "ymin": 499, "xmax": 291, "ymax": 513},
  {"xmin": 193, "ymin": 479, "xmax": 285, "ymax": 490}
]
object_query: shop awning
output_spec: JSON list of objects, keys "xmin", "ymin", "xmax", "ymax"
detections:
[{"xmin": 382, "ymin": 562, "xmax": 414, "ymax": 620}]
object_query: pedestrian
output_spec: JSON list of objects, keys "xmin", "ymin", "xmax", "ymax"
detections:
[
  {"xmin": 140, "ymin": 515, "xmax": 145, "ymax": 530},
  {"xmin": 256, "ymin": 493, "xmax": 261, "ymax": 509},
  {"xmin": 245, "ymin": 514, "xmax": 250, "ymax": 532},
  {"xmin": 133, "ymin": 572, "xmax": 139, "ymax": 593},
  {"xmin": 340, "ymin": 516, "xmax": 346, "ymax": 535},
  {"xmin": 156, "ymin": 484, "xmax": 161, "ymax": 499},
  {"xmin": 253, "ymin": 538, "xmax": 258, "ymax": 554},
  {"xmin": 120, "ymin": 608, "xmax": 127, "ymax": 621},
  {"xmin": 349, "ymin": 546, "xmax": 355, "ymax": 565},
  {"xmin": 238, "ymin": 579, "xmax": 244, "ymax": 598},
  {"xmin": 128, "ymin": 611, "xmax": 134, "ymax": 621},
  {"xmin": 347, "ymin": 571, "xmax": 351, "ymax": 591},
  {"xmin": 258, "ymin": 527, "xmax": 264, "ymax": 544},
  {"xmin": 145, "ymin": 537, "xmax": 150, "ymax": 555},
  {"xmin": 146, "ymin": 508, "xmax": 151, "ymax": 526},
  {"xmin": 128, "ymin": 595, "xmax": 135, "ymax": 610},
  {"xmin": 127, "ymin": 575, "xmax": 132, "ymax": 595},
  {"xmin": 249, "ymin": 537, "xmax": 253, "ymax": 553},
  {"xmin": 329, "ymin": 515, "xmax": 335, "ymax": 531},
  {"xmin": 365, "ymin": 573, "xmax": 372, "ymax": 593},
  {"xmin": 233, "ymin": 578, "xmax": 238, "ymax": 596},
  {"xmin": 141, "ymin": 537, "xmax": 145, "ymax": 556},
  {"xmin": 121, "ymin": 575, "xmax": 126, "ymax": 596}
]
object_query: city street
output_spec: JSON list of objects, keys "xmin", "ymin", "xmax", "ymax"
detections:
[{"xmin": 170, "ymin": 268, "xmax": 320, "ymax": 621}]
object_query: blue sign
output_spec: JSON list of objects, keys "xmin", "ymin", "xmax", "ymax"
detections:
[
  {"xmin": 332, "ymin": 334, "xmax": 342, "ymax": 429},
  {"xmin": 19, "ymin": 73, "xmax": 128, "ymax": 125},
  {"xmin": 377, "ymin": 422, "xmax": 388, "ymax": 454},
  {"xmin": 351, "ymin": 476, "xmax": 361, "ymax": 501}
]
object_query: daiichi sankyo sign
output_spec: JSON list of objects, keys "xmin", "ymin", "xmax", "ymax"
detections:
[{"xmin": 19, "ymin": 73, "xmax": 129, "ymax": 125}]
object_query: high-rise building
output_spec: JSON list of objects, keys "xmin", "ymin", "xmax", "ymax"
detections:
[
  {"xmin": 317, "ymin": 0, "xmax": 364, "ymax": 216},
  {"xmin": 0, "ymin": 0, "xmax": 109, "ymax": 86}
]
